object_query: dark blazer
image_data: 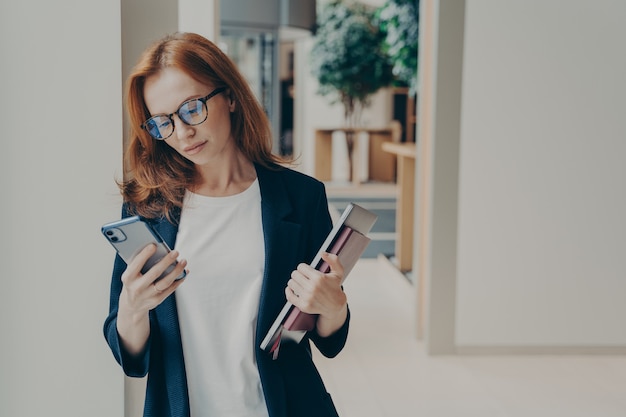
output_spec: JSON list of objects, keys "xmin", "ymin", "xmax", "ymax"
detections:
[{"xmin": 104, "ymin": 164, "xmax": 350, "ymax": 417}]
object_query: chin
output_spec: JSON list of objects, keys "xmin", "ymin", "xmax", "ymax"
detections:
[{"xmin": 186, "ymin": 153, "xmax": 217, "ymax": 167}]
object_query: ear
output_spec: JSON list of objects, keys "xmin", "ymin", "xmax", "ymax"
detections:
[{"xmin": 223, "ymin": 88, "xmax": 236, "ymax": 112}]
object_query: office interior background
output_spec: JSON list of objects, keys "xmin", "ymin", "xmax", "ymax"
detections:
[{"xmin": 1, "ymin": 0, "xmax": 624, "ymax": 416}]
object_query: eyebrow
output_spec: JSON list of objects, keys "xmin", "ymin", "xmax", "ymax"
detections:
[{"xmin": 148, "ymin": 94, "xmax": 205, "ymax": 117}]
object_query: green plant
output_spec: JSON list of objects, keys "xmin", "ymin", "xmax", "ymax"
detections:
[
  {"xmin": 377, "ymin": 0, "xmax": 419, "ymax": 95},
  {"xmin": 310, "ymin": 0, "xmax": 394, "ymax": 127}
]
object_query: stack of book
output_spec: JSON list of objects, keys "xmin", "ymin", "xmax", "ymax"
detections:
[{"xmin": 260, "ymin": 203, "xmax": 378, "ymax": 359}]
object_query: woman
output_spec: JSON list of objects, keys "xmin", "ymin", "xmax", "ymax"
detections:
[{"xmin": 103, "ymin": 32, "xmax": 350, "ymax": 417}]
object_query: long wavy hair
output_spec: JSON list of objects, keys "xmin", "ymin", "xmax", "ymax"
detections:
[{"xmin": 121, "ymin": 32, "xmax": 284, "ymax": 220}]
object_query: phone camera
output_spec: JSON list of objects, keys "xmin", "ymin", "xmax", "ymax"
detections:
[{"xmin": 103, "ymin": 227, "xmax": 127, "ymax": 243}]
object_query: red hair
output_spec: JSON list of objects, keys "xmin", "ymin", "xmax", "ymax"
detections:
[{"xmin": 121, "ymin": 32, "xmax": 285, "ymax": 219}]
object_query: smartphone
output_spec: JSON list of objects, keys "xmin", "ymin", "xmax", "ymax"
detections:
[{"xmin": 101, "ymin": 216, "xmax": 186, "ymax": 281}]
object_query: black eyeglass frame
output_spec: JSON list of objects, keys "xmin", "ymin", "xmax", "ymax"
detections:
[{"xmin": 140, "ymin": 87, "xmax": 227, "ymax": 140}]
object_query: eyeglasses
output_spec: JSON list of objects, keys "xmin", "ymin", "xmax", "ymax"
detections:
[{"xmin": 141, "ymin": 87, "xmax": 227, "ymax": 140}]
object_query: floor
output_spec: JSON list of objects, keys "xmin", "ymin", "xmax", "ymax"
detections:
[
  {"xmin": 314, "ymin": 181, "xmax": 626, "ymax": 417},
  {"xmin": 313, "ymin": 257, "xmax": 626, "ymax": 417}
]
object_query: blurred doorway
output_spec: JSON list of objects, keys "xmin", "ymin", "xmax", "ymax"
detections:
[{"xmin": 219, "ymin": 28, "xmax": 281, "ymax": 155}]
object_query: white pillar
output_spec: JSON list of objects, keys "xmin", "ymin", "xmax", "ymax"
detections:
[
  {"xmin": 0, "ymin": 1, "xmax": 124, "ymax": 416},
  {"xmin": 179, "ymin": 0, "xmax": 220, "ymax": 41},
  {"xmin": 418, "ymin": 0, "xmax": 465, "ymax": 354}
]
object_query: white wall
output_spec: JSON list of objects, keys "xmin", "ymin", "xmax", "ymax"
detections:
[
  {"xmin": 455, "ymin": 0, "xmax": 626, "ymax": 348},
  {"xmin": 0, "ymin": 1, "xmax": 123, "ymax": 415},
  {"xmin": 422, "ymin": 0, "xmax": 626, "ymax": 352}
]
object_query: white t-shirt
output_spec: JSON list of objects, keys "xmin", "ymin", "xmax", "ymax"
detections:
[{"xmin": 174, "ymin": 179, "xmax": 268, "ymax": 417}]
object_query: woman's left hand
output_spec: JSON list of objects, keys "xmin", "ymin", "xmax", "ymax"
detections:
[{"xmin": 285, "ymin": 252, "xmax": 348, "ymax": 338}]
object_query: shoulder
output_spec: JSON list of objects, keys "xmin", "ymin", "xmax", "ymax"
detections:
[
  {"xmin": 256, "ymin": 163, "xmax": 326, "ymax": 198},
  {"xmin": 258, "ymin": 163, "xmax": 323, "ymax": 185},
  {"xmin": 255, "ymin": 163, "xmax": 330, "ymax": 230}
]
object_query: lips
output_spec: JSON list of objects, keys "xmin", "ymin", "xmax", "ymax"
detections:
[{"xmin": 184, "ymin": 141, "xmax": 207, "ymax": 154}]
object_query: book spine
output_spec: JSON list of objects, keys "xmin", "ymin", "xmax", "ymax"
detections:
[{"xmin": 316, "ymin": 226, "xmax": 354, "ymax": 273}]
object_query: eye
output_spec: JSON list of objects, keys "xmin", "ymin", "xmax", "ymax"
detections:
[
  {"xmin": 154, "ymin": 117, "xmax": 172, "ymax": 129},
  {"xmin": 179, "ymin": 99, "xmax": 205, "ymax": 124},
  {"xmin": 145, "ymin": 116, "xmax": 173, "ymax": 139},
  {"xmin": 182, "ymin": 100, "xmax": 202, "ymax": 115}
]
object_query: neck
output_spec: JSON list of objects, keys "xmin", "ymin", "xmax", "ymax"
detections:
[{"xmin": 191, "ymin": 151, "xmax": 257, "ymax": 197}]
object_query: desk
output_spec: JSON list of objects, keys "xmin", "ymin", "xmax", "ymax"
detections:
[
  {"xmin": 315, "ymin": 128, "xmax": 396, "ymax": 184},
  {"xmin": 382, "ymin": 142, "xmax": 416, "ymax": 272}
]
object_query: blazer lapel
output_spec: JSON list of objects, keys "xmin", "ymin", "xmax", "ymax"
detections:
[
  {"xmin": 151, "ymin": 211, "xmax": 191, "ymax": 416},
  {"xmin": 255, "ymin": 165, "xmax": 302, "ymax": 345}
]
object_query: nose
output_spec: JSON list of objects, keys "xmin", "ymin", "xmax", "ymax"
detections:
[{"xmin": 172, "ymin": 114, "xmax": 195, "ymax": 141}]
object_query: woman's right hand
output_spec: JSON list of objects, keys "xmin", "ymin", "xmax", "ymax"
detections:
[{"xmin": 116, "ymin": 244, "xmax": 187, "ymax": 356}]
